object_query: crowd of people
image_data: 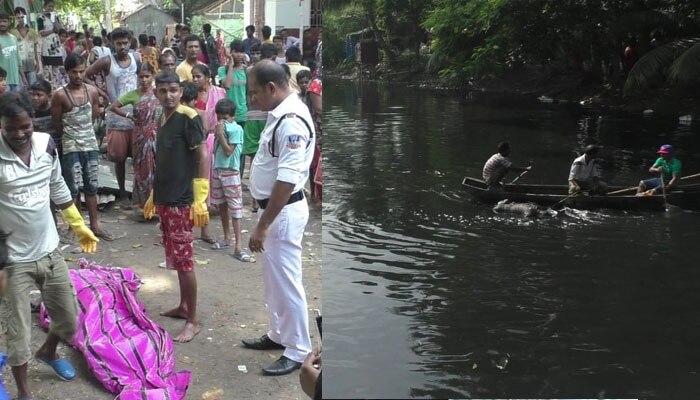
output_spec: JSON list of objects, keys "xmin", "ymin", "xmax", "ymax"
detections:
[{"xmin": 0, "ymin": 5, "xmax": 323, "ymax": 400}]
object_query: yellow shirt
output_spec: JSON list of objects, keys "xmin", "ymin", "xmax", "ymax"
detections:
[
  {"xmin": 175, "ymin": 60, "xmax": 205, "ymax": 82},
  {"xmin": 286, "ymin": 62, "xmax": 310, "ymax": 94}
]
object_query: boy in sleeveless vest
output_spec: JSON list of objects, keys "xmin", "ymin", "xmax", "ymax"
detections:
[{"xmin": 50, "ymin": 53, "xmax": 113, "ymax": 241}]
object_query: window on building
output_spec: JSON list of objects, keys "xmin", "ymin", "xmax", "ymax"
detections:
[{"xmin": 310, "ymin": 0, "xmax": 321, "ymax": 27}]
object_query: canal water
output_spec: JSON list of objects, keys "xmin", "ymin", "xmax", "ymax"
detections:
[{"xmin": 323, "ymin": 79, "xmax": 700, "ymax": 399}]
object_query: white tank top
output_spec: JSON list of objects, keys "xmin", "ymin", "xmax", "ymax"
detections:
[
  {"xmin": 105, "ymin": 53, "xmax": 137, "ymax": 130},
  {"xmin": 105, "ymin": 53, "xmax": 137, "ymax": 102}
]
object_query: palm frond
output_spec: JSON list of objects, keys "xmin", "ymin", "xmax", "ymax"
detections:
[
  {"xmin": 623, "ymin": 38, "xmax": 698, "ymax": 95},
  {"xmin": 667, "ymin": 40, "xmax": 700, "ymax": 86}
]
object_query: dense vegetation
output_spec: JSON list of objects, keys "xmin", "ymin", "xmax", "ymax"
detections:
[{"xmin": 324, "ymin": 0, "xmax": 700, "ymax": 96}]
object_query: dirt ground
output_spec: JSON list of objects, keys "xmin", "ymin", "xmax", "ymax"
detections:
[{"xmin": 0, "ymin": 169, "xmax": 322, "ymax": 400}]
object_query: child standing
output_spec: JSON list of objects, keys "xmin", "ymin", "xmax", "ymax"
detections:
[
  {"xmin": 30, "ymin": 79, "xmax": 63, "ymax": 229},
  {"xmin": 210, "ymin": 98, "xmax": 250, "ymax": 261},
  {"xmin": 30, "ymin": 79, "xmax": 55, "ymax": 150},
  {"xmin": 0, "ymin": 66, "xmax": 7, "ymax": 94},
  {"xmin": 143, "ymin": 70, "xmax": 209, "ymax": 343}
]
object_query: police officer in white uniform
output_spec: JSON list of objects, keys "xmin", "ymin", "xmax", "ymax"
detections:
[{"xmin": 242, "ymin": 59, "xmax": 314, "ymax": 376}]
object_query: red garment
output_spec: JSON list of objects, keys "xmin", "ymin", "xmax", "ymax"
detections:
[
  {"xmin": 197, "ymin": 39, "xmax": 209, "ymax": 65},
  {"xmin": 624, "ymin": 46, "xmax": 637, "ymax": 70},
  {"xmin": 308, "ymin": 79, "xmax": 322, "ymax": 96},
  {"xmin": 216, "ymin": 32, "xmax": 227, "ymax": 66},
  {"xmin": 157, "ymin": 205, "xmax": 194, "ymax": 272},
  {"xmin": 65, "ymin": 37, "xmax": 75, "ymax": 53},
  {"xmin": 308, "ymin": 78, "xmax": 323, "ymax": 202},
  {"xmin": 307, "ymin": 79, "xmax": 322, "ymax": 139}
]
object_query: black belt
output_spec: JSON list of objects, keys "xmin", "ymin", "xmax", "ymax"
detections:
[{"xmin": 256, "ymin": 190, "xmax": 304, "ymax": 210}]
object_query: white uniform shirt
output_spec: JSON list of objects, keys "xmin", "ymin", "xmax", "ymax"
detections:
[
  {"xmin": 0, "ymin": 132, "xmax": 73, "ymax": 263},
  {"xmin": 568, "ymin": 154, "xmax": 601, "ymax": 181},
  {"xmin": 250, "ymin": 92, "xmax": 315, "ymax": 200}
]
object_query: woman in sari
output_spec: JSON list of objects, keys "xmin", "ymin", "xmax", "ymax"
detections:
[
  {"xmin": 109, "ymin": 63, "xmax": 159, "ymax": 219},
  {"xmin": 192, "ymin": 64, "xmax": 226, "ymax": 242}
]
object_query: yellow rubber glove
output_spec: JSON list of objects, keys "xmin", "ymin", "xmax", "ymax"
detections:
[
  {"xmin": 143, "ymin": 190, "xmax": 156, "ymax": 220},
  {"xmin": 61, "ymin": 204, "xmax": 99, "ymax": 253},
  {"xmin": 190, "ymin": 178, "xmax": 210, "ymax": 227}
]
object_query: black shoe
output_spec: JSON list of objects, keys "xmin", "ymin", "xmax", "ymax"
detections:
[
  {"xmin": 262, "ymin": 355, "xmax": 302, "ymax": 376},
  {"xmin": 241, "ymin": 334, "xmax": 285, "ymax": 350}
]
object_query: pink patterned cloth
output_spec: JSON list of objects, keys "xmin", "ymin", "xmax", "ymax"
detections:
[{"xmin": 39, "ymin": 260, "xmax": 191, "ymax": 399}]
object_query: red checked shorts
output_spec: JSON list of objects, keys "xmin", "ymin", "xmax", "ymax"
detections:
[{"xmin": 156, "ymin": 205, "xmax": 194, "ymax": 272}]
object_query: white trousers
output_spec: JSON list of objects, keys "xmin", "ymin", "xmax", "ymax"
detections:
[{"xmin": 259, "ymin": 199, "xmax": 312, "ymax": 363}]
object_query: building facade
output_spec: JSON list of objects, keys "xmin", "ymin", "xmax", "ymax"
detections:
[
  {"xmin": 243, "ymin": 0, "xmax": 320, "ymax": 36},
  {"xmin": 120, "ymin": 4, "xmax": 176, "ymax": 44}
]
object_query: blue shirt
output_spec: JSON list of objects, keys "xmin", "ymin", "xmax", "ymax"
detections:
[{"xmin": 214, "ymin": 120, "xmax": 243, "ymax": 170}]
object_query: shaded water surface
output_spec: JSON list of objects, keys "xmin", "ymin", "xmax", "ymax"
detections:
[{"xmin": 323, "ymin": 79, "xmax": 700, "ymax": 399}]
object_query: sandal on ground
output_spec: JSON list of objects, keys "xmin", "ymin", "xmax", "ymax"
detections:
[
  {"xmin": 210, "ymin": 241, "xmax": 231, "ymax": 250},
  {"xmin": 232, "ymin": 251, "xmax": 252, "ymax": 262},
  {"xmin": 36, "ymin": 356, "xmax": 76, "ymax": 381}
]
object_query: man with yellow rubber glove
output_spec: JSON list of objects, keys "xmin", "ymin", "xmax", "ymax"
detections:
[
  {"xmin": 0, "ymin": 92, "xmax": 98, "ymax": 399},
  {"xmin": 144, "ymin": 71, "xmax": 208, "ymax": 343},
  {"xmin": 143, "ymin": 178, "xmax": 209, "ymax": 226},
  {"xmin": 61, "ymin": 204, "xmax": 100, "ymax": 253},
  {"xmin": 190, "ymin": 178, "xmax": 210, "ymax": 227}
]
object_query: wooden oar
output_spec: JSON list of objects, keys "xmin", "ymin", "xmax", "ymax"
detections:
[
  {"xmin": 551, "ymin": 191, "xmax": 580, "ymax": 209},
  {"xmin": 606, "ymin": 186, "xmax": 641, "ymax": 196},
  {"xmin": 607, "ymin": 172, "xmax": 700, "ymax": 196},
  {"xmin": 510, "ymin": 168, "xmax": 530, "ymax": 184},
  {"xmin": 660, "ymin": 174, "xmax": 669, "ymax": 211}
]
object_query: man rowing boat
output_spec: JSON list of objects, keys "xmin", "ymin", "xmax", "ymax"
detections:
[
  {"xmin": 482, "ymin": 142, "xmax": 531, "ymax": 189},
  {"xmin": 568, "ymin": 144, "xmax": 607, "ymax": 195},
  {"xmin": 637, "ymin": 144, "xmax": 681, "ymax": 195}
]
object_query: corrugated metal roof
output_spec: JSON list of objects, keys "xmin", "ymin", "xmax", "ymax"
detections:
[{"xmin": 120, "ymin": 4, "xmax": 173, "ymax": 22}]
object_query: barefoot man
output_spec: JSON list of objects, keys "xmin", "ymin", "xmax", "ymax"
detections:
[
  {"xmin": 51, "ymin": 53, "xmax": 113, "ymax": 240},
  {"xmin": 143, "ymin": 70, "xmax": 209, "ymax": 342}
]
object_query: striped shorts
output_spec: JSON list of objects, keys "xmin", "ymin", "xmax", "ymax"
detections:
[{"xmin": 210, "ymin": 169, "xmax": 243, "ymax": 219}]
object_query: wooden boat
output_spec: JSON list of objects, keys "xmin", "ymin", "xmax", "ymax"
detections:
[{"xmin": 462, "ymin": 177, "xmax": 700, "ymax": 211}]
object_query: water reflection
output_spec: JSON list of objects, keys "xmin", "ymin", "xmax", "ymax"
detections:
[{"xmin": 324, "ymin": 79, "xmax": 700, "ymax": 399}]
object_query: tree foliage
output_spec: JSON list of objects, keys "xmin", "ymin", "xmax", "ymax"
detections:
[
  {"xmin": 323, "ymin": 3, "xmax": 366, "ymax": 67},
  {"xmin": 326, "ymin": 0, "xmax": 700, "ymax": 92},
  {"xmin": 56, "ymin": 0, "xmax": 106, "ymax": 26}
]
